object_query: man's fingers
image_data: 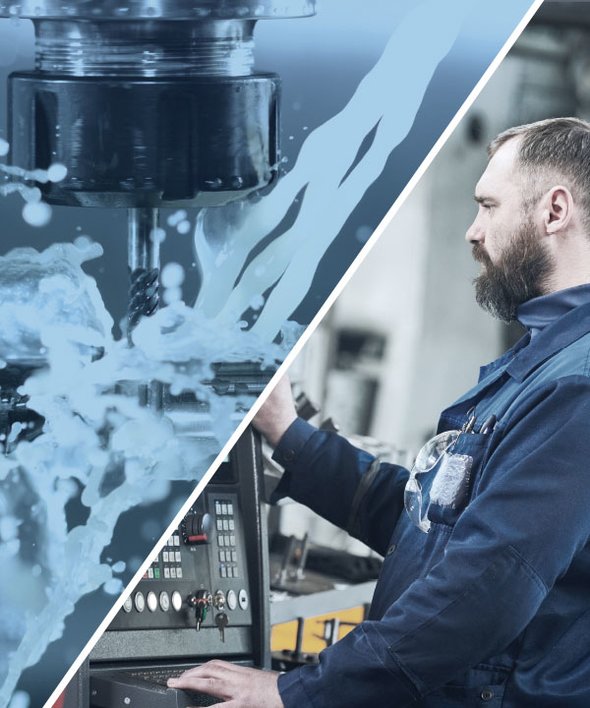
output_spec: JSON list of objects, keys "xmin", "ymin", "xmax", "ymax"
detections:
[
  {"xmin": 169, "ymin": 663, "xmax": 282, "ymax": 708},
  {"xmin": 167, "ymin": 675, "xmax": 230, "ymax": 700},
  {"xmin": 172, "ymin": 660, "xmax": 245, "ymax": 682},
  {"xmin": 168, "ymin": 660, "xmax": 253, "ymax": 700},
  {"xmin": 202, "ymin": 660, "xmax": 253, "ymax": 675}
]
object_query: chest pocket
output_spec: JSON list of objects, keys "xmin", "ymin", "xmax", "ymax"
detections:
[{"xmin": 425, "ymin": 432, "xmax": 493, "ymax": 527}]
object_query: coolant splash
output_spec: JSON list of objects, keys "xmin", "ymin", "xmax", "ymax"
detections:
[
  {"xmin": 193, "ymin": 0, "xmax": 466, "ymax": 340},
  {"xmin": 0, "ymin": 161, "xmax": 67, "ymax": 227},
  {"xmin": 0, "ymin": 242, "xmax": 288, "ymax": 703}
]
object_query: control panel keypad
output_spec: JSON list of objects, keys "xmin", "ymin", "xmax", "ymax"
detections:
[
  {"xmin": 216, "ymin": 499, "xmax": 239, "ymax": 579},
  {"xmin": 144, "ymin": 532, "xmax": 183, "ymax": 581}
]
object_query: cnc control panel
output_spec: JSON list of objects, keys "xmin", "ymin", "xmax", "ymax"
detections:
[
  {"xmin": 110, "ymin": 491, "xmax": 252, "ymax": 637},
  {"xmin": 89, "ymin": 428, "xmax": 270, "ymax": 708}
]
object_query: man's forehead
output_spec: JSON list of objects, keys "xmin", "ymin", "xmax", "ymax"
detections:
[{"xmin": 476, "ymin": 137, "xmax": 522, "ymax": 197}]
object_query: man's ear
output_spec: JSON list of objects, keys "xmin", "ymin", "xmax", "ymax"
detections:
[{"xmin": 541, "ymin": 185, "xmax": 574, "ymax": 234}]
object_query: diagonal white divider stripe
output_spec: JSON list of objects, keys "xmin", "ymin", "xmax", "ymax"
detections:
[{"xmin": 44, "ymin": 1, "xmax": 544, "ymax": 705}]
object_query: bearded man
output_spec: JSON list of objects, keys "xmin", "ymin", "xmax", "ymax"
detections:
[{"xmin": 171, "ymin": 117, "xmax": 590, "ymax": 706}]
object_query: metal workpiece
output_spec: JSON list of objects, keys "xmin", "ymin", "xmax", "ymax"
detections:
[{"xmin": 0, "ymin": 364, "xmax": 44, "ymax": 453}]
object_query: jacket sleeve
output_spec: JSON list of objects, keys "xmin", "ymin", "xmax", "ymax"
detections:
[
  {"xmin": 277, "ymin": 376, "xmax": 590, "ymax": 707},
  {"xmin": 270, "ymin": 418, "xmax": 408, "ymax": 556}
]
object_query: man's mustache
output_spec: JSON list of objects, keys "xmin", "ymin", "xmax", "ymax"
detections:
[{"xmin": 472, "ymin": 243, "xmax": 492, "ymax": 265}]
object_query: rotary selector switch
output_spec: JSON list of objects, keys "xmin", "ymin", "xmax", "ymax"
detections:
[{"xmin": 181, "ymin": 511, "xmax": 213, "ymax": 544}]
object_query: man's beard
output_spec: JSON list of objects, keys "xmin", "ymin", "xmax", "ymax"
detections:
[{"xmin": 472, "ymin": 217, "xmax": 554, "ymax": 323}]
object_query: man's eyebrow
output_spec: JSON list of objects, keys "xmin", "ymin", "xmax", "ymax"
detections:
[{"xmin": 474, "ymin": 194, "xmax": 497, "ymax": 204}]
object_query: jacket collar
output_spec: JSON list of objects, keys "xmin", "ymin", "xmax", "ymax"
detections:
[{"xmin": 506, "ymin": 301, "xmax": 590, "ymax": 382}]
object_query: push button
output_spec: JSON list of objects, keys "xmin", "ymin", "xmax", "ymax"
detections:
[
  {"xmin": 227, "ymin": 589, "xmax": 237, "ymax": 611},
  {"xmin": 146, "ymin": 591, "xmax": 157, "ymax": 612},
  {"xmin": 171, "ymin": 591, "xmax": 182, "ymax": 612},
  {"xmin": 159, "ymin": 591, "xmax": 170, "ymax": 612},
  {"xmin": 134, "ymin": 592, "xmax": 145, "ymax": 613}
]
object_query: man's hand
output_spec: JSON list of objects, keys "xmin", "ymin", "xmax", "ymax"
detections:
[
  {"xmin": 167, "ymin": 660, "xmax": 284, "ymax": 707},
  {"xmin": 252, "ymin": 374, "xmax": 297, "ymax": 447}
]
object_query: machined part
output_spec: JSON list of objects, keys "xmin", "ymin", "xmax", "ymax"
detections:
[
  {"xmin": 0, "ymin": 365, "xmax": 45, "ymax": 453},
  {"xmin": 0, "ymin": 1, "xmax": 315, "ymax": 21}
]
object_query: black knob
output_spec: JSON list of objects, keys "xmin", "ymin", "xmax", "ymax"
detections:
[{"xmin": 182, "ymin": 512, "xmax": 213, "ymax": 543}]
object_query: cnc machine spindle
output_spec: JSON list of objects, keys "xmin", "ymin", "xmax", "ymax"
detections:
[{"xmin": 2, "ymin": 0, "xmax": 315, "ymax": 368}]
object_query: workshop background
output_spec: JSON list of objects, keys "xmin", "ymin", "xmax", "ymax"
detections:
[{"xmin": 275, "ymin": 2, "xmax": 590, "ymax": 561}]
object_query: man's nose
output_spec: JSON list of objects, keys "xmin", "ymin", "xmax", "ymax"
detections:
[{"xmin": 465, "ymin": 218, "xmax": 483, "ymax": 244}]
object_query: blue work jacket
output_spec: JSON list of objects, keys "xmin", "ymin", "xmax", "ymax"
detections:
[{"xmin": 271, "ymin": 301, "xmax": 590, "ymax": 707}]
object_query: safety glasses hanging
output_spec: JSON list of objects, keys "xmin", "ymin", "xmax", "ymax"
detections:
[
  {"xmin": 404, "ymin": 428, "xmax": 461, "ymax": 533},
  {"xmin": 404, "ymin": 409, "xmax": 496, "ymax": 533}
]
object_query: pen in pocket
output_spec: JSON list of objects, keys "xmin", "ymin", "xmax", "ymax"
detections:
[{"xmin": 480, "ymin": 415, "xmax": 497, "ymax": 434}]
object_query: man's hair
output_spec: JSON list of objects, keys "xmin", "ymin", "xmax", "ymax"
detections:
[{"xmin": 488, "ymin": 117, "xmax": 590, "ymax": 222}]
